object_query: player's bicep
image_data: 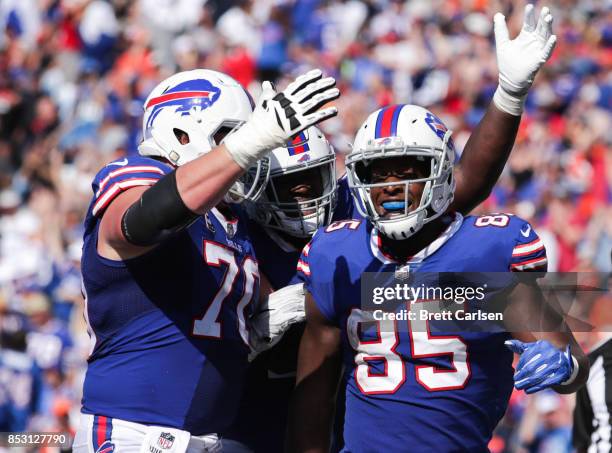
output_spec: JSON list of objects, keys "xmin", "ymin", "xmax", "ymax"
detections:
[
  {"xmin": 98, "ymin": 186, "xmax": 156, "ymax": 260},
  {"xmin": 289, "ymin": 292, "xmax": 342, "ymax": 452},
  {"xmin": 296, "ymin": 292, "xmax": 342, "ymax": 382},
  {"xmin": 450, "ymin": 103, "xmax": 520, "ymax": 214},
  {"xmin": 258, "ymin": 271, "xmax": 274, "ymax": 302},
  {"xmin": 451, "ymin": 161, "xmax": 495, "ymax": 215}
]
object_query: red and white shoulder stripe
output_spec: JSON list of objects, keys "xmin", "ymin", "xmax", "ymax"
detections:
[
  {"xmin": 510, "ymin": 256, "xmax": 548, "ymax": 271},
  {"xmin": 92, "ymin": 177, "xmax": 159, "ymax": 216},
  {"xmin": 297, "ymin": 259, "xmax": 311, "ymax": 276},
  {"xmin": 95, "ymin": 166, "xmax": 166, "ymax": 197},
  {"xmin": 511, "ymin": 237, "xmax": 547, "ymax": 271},
  {"xmin": 511, "ymin": 238, "xmax": 545, "ymax": 257}
]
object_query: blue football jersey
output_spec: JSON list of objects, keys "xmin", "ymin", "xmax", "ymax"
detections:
[
  {"xmin": 81, "ymin": 156, "xmax": 260, "ymax": 435},
  {"xmin": 335, "ymin": 174, "xmax": 363, "ymax": 220},
  {"xmin": 248, "ymin": 220, "xmax": 303, "ymax": 290},
  {"xmin": 225, "ymin": 176, "xmax": 360, "ymax": 452},
  {"xmin": 298, "ymin": 213, "xmax": 547, "ymax": 453}
]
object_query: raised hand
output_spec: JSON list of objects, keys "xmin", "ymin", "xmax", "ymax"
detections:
[
  {"xmin": 224, "ymin": 70, "xmax": 339, "ymax": 169},
  {"xmin": 492, "ymin": 4, "xmax": 557, "ymax": 115}
]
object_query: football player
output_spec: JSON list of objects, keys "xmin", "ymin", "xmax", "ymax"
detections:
[
  {"xmin": 288, "ymin": 100, "xmax": 589, "ymax": 452},
  {"xmin": 223, "ymin": 127, "xmax": 337, "ymax": 452},
  {"xmin": 72, "ymin": 68, "xmax": 339, "ymax": 453},
  {"xmin": 227, "ymin": 5, "xmax": 564, "ymax": 452}
]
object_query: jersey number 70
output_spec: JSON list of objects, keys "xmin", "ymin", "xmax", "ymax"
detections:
[
  {"xmin": 192, "ymin": 241, "xmax": 258, "ymax": 345},
  {"xmin": 347, "ymin": 307, "xmax": 470, "ymax": 394}
]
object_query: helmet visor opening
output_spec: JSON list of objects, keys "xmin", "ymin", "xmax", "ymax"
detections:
[
  {"xmin": 266, "ymin": 166, "xmax": 325, "ymax": 218},
  {"xmin": 356, "ymin": 155, "xmax": 433, "ymax": 185}
]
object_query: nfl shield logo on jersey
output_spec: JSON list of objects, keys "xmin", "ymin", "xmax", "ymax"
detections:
[
  {"xmin": 204, "ymin": 213, "xmax": 215, "ymax": 233},
  {"xmin": 157, "ymin": 432, "xmax": 175, "ymax": 450},
  {"xmin": 395, "ymin": 264, "xmax": 410, "ymax": 281},
  {"xmin": 226, "ymin": 222, "xmax": 235, "ymax": 238}
]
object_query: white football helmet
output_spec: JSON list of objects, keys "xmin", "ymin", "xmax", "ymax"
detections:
[
  {"xmin": 250, "ymin": 126, "xmax": 337, "ymax": 238},
  {"xmin": 138, "ymin": 69, "xmax": 269, "ymax": 202},
  {"xmin": 346, "ymin": 104, "xmax": 456, "ymax": 240}
]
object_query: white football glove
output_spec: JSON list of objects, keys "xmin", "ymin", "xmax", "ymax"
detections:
[
  {"xmin": 224, "ymin": 69, "xmax": 340, "ymax": 169},
  {"xmin": 493, "ymin": 4, "xmax": 557, "ymax": 116},
  {"xmin": 248, "ymin": 283, "xmax": 306, "ymax": 361}
]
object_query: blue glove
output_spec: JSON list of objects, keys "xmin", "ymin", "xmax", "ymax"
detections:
[{"xmin": 505, "ymin": 339, "xmax": 574, "ymax": 394}]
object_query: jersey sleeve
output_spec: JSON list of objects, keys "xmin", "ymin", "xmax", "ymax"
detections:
[
  {"xmin": 296, "ymin": 231, "xmax": 338, "ymax": 323},
  {"xmin": 332, "ymin": 174, "xmax": 354, "ymax": 221},
  {"xmin": 91, "ymin": 157, "xmax": 171, "ymax": 217},
  {"xmin": 509, "ymin": 220, "xmax": 548, "ymax": 273}
]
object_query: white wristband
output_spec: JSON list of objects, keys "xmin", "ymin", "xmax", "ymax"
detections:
[
  {"xmin": 223, "ymin": 121, "xmax": 270, "ymax": 170},
  {"xmin": 493, "ymin": 85, "xmax": 527, "ymax": 116},
  {"xmin": 560, "ymin": 355, "xmax": 580, "ymax": 386}
]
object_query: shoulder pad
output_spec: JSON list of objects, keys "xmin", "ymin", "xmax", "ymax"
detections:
[{"xmin": 91, "ymin": 156, "xmax": 172, "ymax": 216}]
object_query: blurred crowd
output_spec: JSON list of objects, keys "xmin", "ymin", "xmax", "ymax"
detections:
[{"xmin": 0, "ymin": 0, "xmax": 609, "ymax": 451}]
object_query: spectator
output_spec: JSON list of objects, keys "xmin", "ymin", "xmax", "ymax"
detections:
[
  {"xmin": 517, "ymin": 391, "xmax": 573, "ymax": 453},
  {"xmin": 0, "ymin": 0, "xmax": 609, "ymax": 438}
]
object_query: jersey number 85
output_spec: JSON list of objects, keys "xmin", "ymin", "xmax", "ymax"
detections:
[{"xmin": 347, "ymin": 306, "xmax": 470, "ymax": 394}]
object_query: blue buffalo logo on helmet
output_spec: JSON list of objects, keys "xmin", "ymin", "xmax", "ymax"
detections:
[
  {"xmin": 424, "ymin": 112, "xmax": 456, "ymax": 152},
  {"xmin": 145, "ymin": 78, "xmax": 222, "ymax": 129},
  {"xmin": 424, "ymin": 112, "xmax": 448, "ymax": 140}
]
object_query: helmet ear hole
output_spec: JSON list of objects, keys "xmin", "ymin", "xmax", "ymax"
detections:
[{"xmin": 173, "ymin": 128, "xmax": 190, "ymax": 145}]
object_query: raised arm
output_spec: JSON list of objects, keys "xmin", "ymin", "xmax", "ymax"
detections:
[
  {"xmin": 286, "ymin": 293, "xmax": 342, "ymax": 453},
  {"xmin": 451, "ymin": 104, "xmax": 520, "ymax": 213},
  {"xmin": 98, "ymin": 71, "xmax": 339, "ymax": 260},
  {"xmin": 451, "ymin": 5, "xmax": 557, "ymax": 214},
  {"xmin": 98, "ymin": 147, "xmax": 243, "ymax": 260}
]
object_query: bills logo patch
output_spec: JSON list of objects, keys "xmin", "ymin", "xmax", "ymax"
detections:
[
  {"xmin": 157, "ymin": 432, "xmax": 175, "ymax": 450},
  {"xmin": 145, "ymin": 79, "xmax": 221, "ymax": 129},
  {"xmin": 373, "ymin": 137, "xmax": 394, "ymax": 147},
  {"xmin": 298, "ymin": 153, "xmax": 311, "ymax": 162},
  {"xmin": 96, "ymin": 440, "xmax": 115, "ymax": 453}
]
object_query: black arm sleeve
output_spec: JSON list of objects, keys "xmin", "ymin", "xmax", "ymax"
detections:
[{"xmin": 121, "ymin": 170, "xmax": 198, "ymax": 246}]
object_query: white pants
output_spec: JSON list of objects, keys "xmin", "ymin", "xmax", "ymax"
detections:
[{"xmin": 72, "ymin": 413, "xmax": 221, "ymax": 453}]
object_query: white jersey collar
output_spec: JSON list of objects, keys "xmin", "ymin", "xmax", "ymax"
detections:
[
  {"xmin": 370, "ymin": 213, "xmax": 464, "ymax": 265},
  {"xmin": 210, "ymin": 207, "xmax": 239, "ymax": 237}
]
